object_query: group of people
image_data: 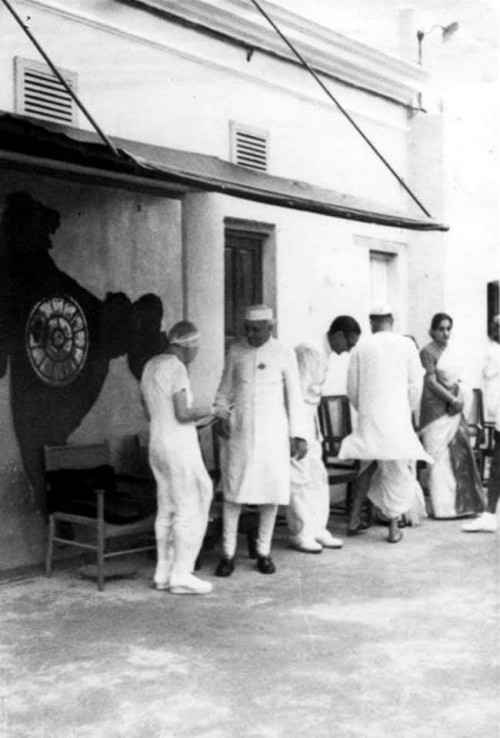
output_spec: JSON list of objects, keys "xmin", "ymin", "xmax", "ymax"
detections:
[{"xmin": 140, "ymin": 303, "xmax": 499, "ymax": 595}]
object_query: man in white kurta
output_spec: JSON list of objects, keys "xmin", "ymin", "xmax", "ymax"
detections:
[
  {"xmin": 482, "ymin": 315, "xmax": 500, "ymax": 423},
  {"xmin": 338, "ymin": 305, "xmax": 430, "ymax": 543},
  {"xmin": 287, "ymin": 315, "xmax": 361, "ymax": 554},
  {"xmin": 214, "ymin": 305, "xmax": 307, "ymax": 575}
]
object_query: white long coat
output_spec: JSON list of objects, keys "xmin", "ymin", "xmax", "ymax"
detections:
[
  {"xmin": 215, "ymin": 337, "xmax": 306, "ymax": 505},
  {"xmin": 339, "ymin": 331, "xmax": 430, "ymax": 461}
]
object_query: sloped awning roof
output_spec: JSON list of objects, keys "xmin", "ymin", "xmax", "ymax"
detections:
[{"xmin": 0, "ymin": 113, "xmax": 448, "ymax": 231}]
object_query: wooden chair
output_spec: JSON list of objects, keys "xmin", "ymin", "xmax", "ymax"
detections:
[
  {"xmin": 45, "ymin": 442, "xmax": 156, "ymax": 591},
  {"xmin": 318, "ymin": 395, "xmax": 360, "ymax": 515}
]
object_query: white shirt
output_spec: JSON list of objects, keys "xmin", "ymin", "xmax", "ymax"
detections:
[{"xmin": 339, "ymin": 331, "xmax": 430, "ymax": 461}]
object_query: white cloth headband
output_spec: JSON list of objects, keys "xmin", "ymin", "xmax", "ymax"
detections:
[{"xmin": 170, "ymin": 332, "xmax": 200, "ymax": 347}]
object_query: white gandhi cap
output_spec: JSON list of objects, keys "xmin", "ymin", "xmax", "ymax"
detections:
[
  {"xmin": 369, "ymin": 302, "xmax": 393, "ymax": 317},
  {"xmin": 244, "ymin": 304, "xmax": 274, "ymax": 322}
]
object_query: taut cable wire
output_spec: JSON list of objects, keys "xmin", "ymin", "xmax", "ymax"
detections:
[
  {"xmin": 1, "ymin": 0, "xmax": 121, "ymax": 159},
  {"xmin": 247, "ymin": 0, "xmax": 432, "ymax": 219}
]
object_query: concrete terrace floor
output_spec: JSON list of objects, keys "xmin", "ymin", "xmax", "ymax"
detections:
[{"xmin": 0, "ymin": 514, "xmax": 499, "ymax": 738}]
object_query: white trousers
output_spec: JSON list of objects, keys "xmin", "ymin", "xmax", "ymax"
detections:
[
  {"xmin": 222, "ymin": 501, "xmax": 278, "ymax": 557},
  {"xmin": 287, "ymin": 439, "xmax": 330, "ymax": 543},
  {"xmin": 151, "ymin": 455, "xmax": 212, "ymax": 585}
]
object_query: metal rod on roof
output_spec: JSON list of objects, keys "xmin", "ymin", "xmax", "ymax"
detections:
[
  {"xmin": 247, "ymin": 0, "xmax": 432, "ymax": 219},
  {"xmin": 1, "ymin": 0, "xmax": 121, "ymax": 158}
]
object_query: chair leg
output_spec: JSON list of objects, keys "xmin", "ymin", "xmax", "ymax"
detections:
[
  {"xmin": 45, "ymin": 515, "xmax": 56, "ymax": 578},
  {"xmin": 97, "ymin": 521, "xmax": 105, "ymax": 592},
  {"xmin": 345, "ymin": 483, "xmax": 354, "ymax": 515}
]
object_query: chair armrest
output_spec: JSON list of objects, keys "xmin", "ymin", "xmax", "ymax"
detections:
[
  {"xmin": 114, "ymin": 473, "xmax": 154, "ymax": 487},
  {"xmin": 467, "ymin": 422, "xmax": 484, "ymax": 449}
]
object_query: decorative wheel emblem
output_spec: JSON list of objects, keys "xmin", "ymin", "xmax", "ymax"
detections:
[{"xmin": 25, "ymin": 295, "xmax": 89, "ymax": 385}]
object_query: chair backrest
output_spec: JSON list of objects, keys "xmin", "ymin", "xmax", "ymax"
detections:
[
  {"xmin": 318, "ymin": 395, "xmax": 352, "ymax": 456},
  {"xmin": 44, "ymin": 443, "xmax": 110, "ymax": 472},
  {"xmin": 467, "ymin": 388, "xmax": 485, "ymax": 449},
  {"xmin": 468, "ymin": 388, "xmax": 485, "ymax": 426}
]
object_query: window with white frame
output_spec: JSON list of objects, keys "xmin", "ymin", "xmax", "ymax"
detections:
[
  {"xmin": 369, "ymin": 250, "xmax": 397, "ymax": 308},
  {"xmin": 14, "ymin": 57, "xmax": 78, "ymax": 126}
]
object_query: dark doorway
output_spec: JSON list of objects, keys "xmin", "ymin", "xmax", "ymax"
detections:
[{"xmin": 224, "ymin": 229, "xmax": 264, "ymax": 347}]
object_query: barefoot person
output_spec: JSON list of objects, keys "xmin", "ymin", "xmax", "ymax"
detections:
[
  {"xmin": 141, "ymin": 321, "xmax": 214, "ymax": 594},
  {"xmin": 339, "ymin": 305, "xmax": 430, "ymax": 543},
  {"xmin": 419, "ymin": 313, "xmax": 485, "ymax": 519}
]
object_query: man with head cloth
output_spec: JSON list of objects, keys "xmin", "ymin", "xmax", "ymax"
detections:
[
  {"xmin": 214, "ymin": 304, "xmax": 307, "ymax": 575},
  {"xmin": 141, "ymin": 321, "xmax": 214, "ymax": 594},
  {"xmin": 339, "ymin": 304, "xmax": 430, "ymax": 543}
]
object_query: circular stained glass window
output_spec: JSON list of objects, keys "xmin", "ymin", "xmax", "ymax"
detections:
[{"xmin": 25, "ymin": 295, "xmax": 89, "ymax": 386}]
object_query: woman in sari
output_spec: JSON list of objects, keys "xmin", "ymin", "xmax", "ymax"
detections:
[{"xmin": 419, "ymin": 313, "xmax": 485, "ymax": 519}]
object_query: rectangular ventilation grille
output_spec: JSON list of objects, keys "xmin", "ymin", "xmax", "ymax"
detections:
[
  {"xmin": 234, "ymin": 129, "xmax": 268, "ymax": 172},
  {"xmin": 15, "ymin": 57, "xmax": 77, "ymax": 126}
]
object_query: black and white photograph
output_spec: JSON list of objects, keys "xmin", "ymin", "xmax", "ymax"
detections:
[{"xmin": 0, "ymin": 1, "xmax": 498, "ymax": 736}]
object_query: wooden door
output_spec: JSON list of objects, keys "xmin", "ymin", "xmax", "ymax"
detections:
[{"xmin": 224, "ymin": 230, "xmax": 263, "ymax": 347}]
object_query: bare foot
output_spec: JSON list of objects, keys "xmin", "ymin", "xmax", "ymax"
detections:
[{"xmin": 388, "ymin": 519, "xmax": 403, "ymax": 543}]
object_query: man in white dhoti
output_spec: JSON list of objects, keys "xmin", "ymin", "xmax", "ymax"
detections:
[
  {"xmin": 141, "ymin": 321, "xmax": 214, "ymax": 594},
  {"xmin": 338, "ymin": 304, "xmax": 430, "ymax": 543},
  {"xmin": 214, "ymin": 305, "xmax": 307, "ymax": 576}
]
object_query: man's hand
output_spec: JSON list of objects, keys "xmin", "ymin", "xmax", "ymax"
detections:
[
  {"xmin": 447, "ymin": 398, "xmax": 464, "ymax": 416},
  {"xmin": 290, "ymin": 437, "xmax": 308, "ymax": 460}
]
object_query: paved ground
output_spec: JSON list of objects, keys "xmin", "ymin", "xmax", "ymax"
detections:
[{"xmin": 0, "ymin": 513, "xmax": 498, "ymax": 738}]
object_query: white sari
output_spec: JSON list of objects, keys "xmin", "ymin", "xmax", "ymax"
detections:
[{"xmin": 420, "ymin": 346, "xmax": 480, "ymax": 519}]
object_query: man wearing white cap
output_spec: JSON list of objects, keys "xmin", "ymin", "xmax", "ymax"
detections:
[
  {"xmin": 214, "ymin": 304, "xmax": 307, "ymax": 575},
  {"xmin": 141, "ymin": 321, "xmax": 214, "ymax": 594},
  {"xmin": 339, "ymin": 304, "xmax": 430, "ymax": 543}
]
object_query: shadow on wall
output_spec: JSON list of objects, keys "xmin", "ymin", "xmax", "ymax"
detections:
[{"xmin": 0, "ymin": 191, "xmax": 167, "ymax": 509}]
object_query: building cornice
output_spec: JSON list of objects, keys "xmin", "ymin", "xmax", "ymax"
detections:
[
  {"xmin": 117, "ymin": 0, "xmax": 427, "ymax": 106},
  {"xmin": 8, "ymin": 0, "xmax": 411, "ymax": 132}
]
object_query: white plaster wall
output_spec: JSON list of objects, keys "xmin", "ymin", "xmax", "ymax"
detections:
[
  {"xmin": 183, "ymin": 191, "xmax": 413, "ymax": 405},
  {"xmin": 440, "ymin": 88, "xmax": 500, "ymax": 388},
  {"xmin": 409, "ymin": 93, "xmax": 499, "ymax": 387},
  {"xmin": 0, "ymin": 170, "xmax": 183, "ymax": 440},
  {"xmin": 0, "ymin": 170, "xmax": 182, "ymax": 567},
  {"xmin": 408, "ymin": 112, "xmax": 447, "ymax": 350},
  {"xmin": 0, "ymin": 1, "xmax": 411, "ymax": 211},
  {"xmin": 0, "ymin": 0, "xmax": 444, "ymax": 570}
]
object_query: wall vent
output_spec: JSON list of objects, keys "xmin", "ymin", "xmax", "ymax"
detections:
[
  {"xmin": 15, "ymin": 57, "xmax": 78, "ymax": 126},
  {"xmin": 231, "ymin": 123, "xmax": 269, "ymax": 172}
]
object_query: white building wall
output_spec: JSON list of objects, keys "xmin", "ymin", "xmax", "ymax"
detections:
[
  {"xmin": 183, "ymin": 189, "xmax": 412, "ymax": 405},
  {"xmin": 1, "ymin": 1, "xmax": 427, "ymax": 376},
  {"xmin": 0, "ymin": 0, "xmax": 413, "ymax": 211},
  {"xmin": 0, "ymin": 0, "xmax": 444, "ymax": 570}
]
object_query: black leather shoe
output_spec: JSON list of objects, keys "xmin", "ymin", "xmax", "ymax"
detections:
[
  {"xmin": 215, "ymin": 556, "xmax": 235, "ymax": 577},
  {"xmin": 256, "ymin": 555, "xmax": 276, "ymax": 574}
]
